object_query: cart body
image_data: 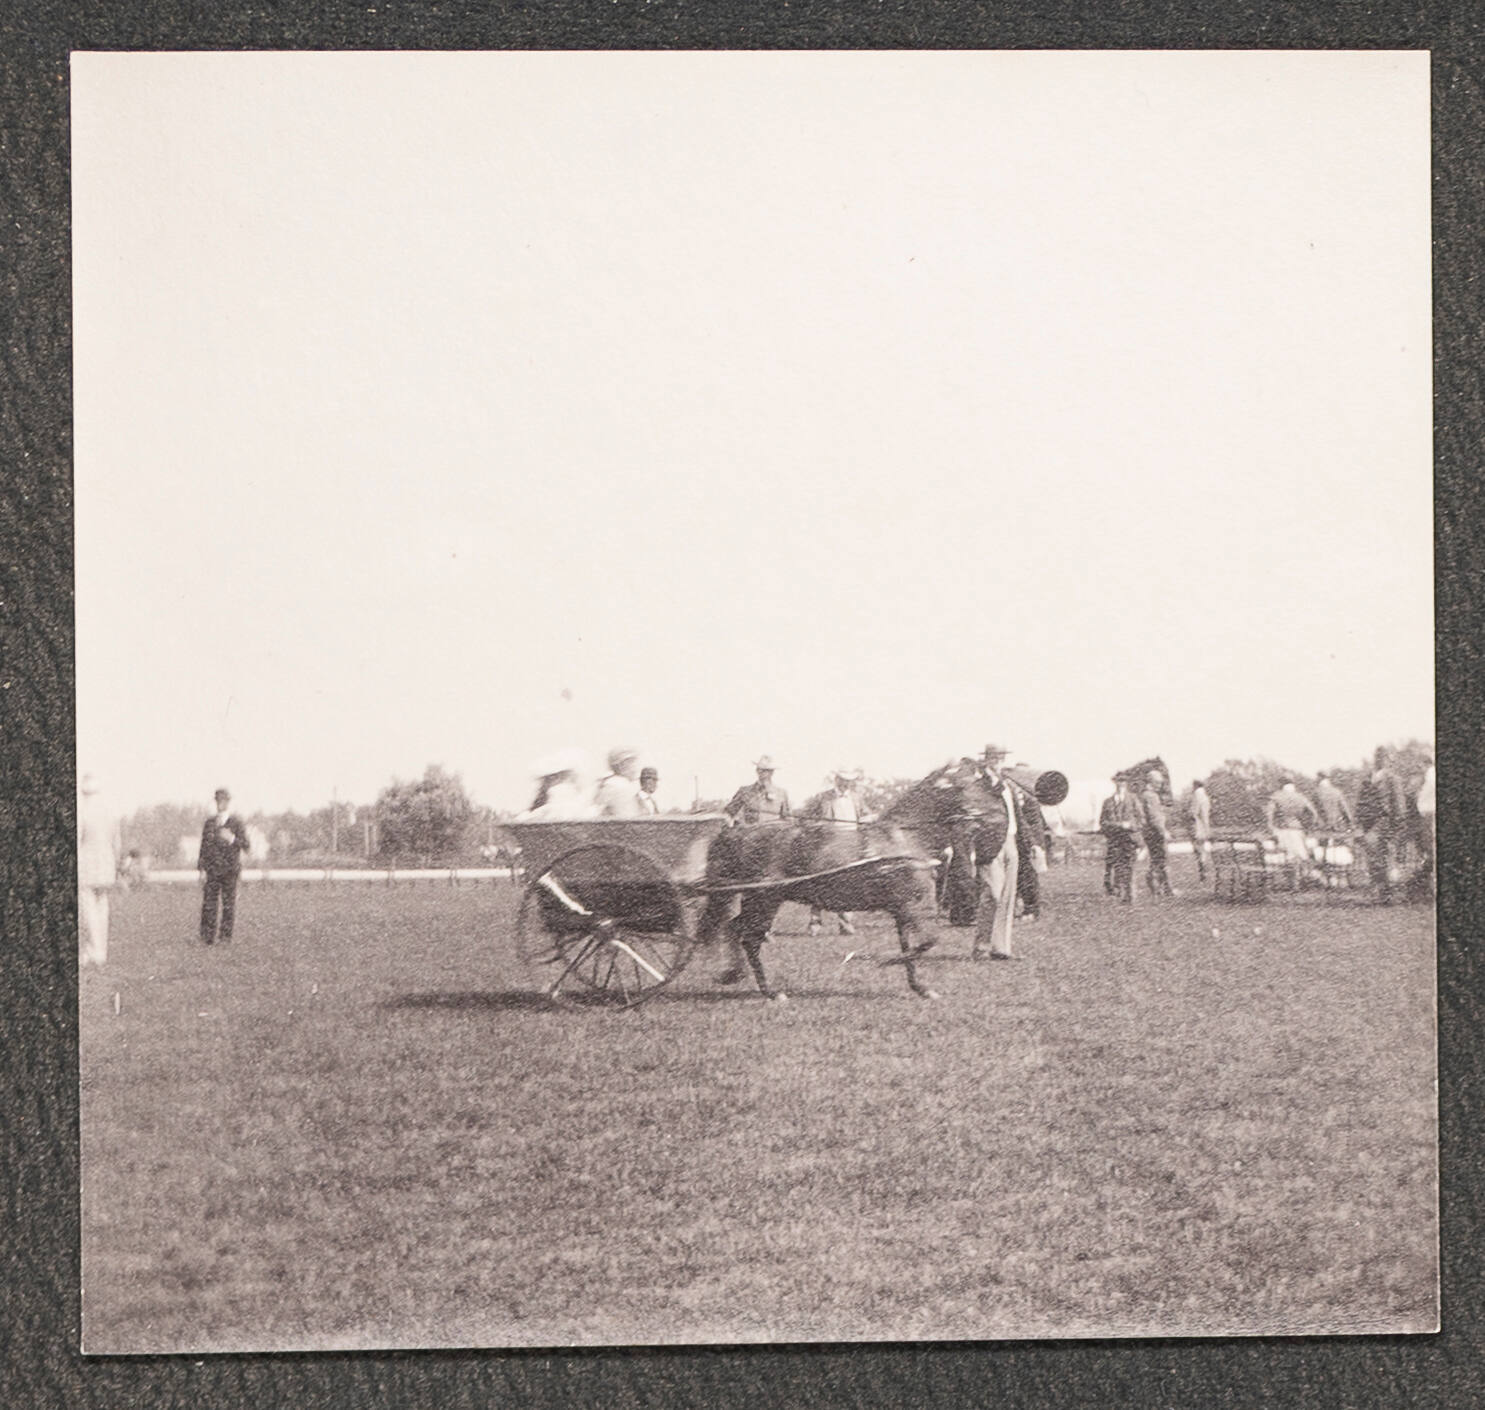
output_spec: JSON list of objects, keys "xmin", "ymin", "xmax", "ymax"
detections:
[{"xmin": 501, "ymin": 815, "xmax": 730, "ymax": 1007}]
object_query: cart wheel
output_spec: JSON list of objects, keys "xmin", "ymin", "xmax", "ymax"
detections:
[{"xmin": 516, "ymin": 844, "xmax": 696, "ymax": 1008}]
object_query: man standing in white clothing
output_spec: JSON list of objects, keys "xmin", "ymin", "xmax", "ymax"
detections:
[
  {"xmin": 78, "ymin": 774, "xmax": 120, "ymax": 968},
  {"xmin": 972, "ymin": 745, "xmax": 1020, "ymax": 962}
]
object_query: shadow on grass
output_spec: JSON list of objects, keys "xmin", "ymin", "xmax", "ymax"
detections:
[
  {"xmin": 383, "ymin": 983, "xmax": 923, "ymax": 1013},
  {"xmin": 382, "ymin": 990, "xmax": 557, "ymax": 1013}
]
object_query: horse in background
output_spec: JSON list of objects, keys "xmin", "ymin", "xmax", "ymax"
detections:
[
  {"xmin": 696, "ymin": 761, "xmax": 1011, "ymax": 1001},
  {"xmin": 1121, "ymin": 756, "xmax": 1174, "ymax": 807}
]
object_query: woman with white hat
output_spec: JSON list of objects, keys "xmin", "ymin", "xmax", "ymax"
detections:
[
  {"xmin": 594, "ymin": 747, "xmax": 644, "ymax": 818},
  {"xmin": 518, "ymin": 750, "xmax": 597, "ymax": 821}
]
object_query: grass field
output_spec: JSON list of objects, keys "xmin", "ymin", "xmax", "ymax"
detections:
[{"xmin": 78, "ymin": 861, "xmax": 1437, "ymax": 1352}]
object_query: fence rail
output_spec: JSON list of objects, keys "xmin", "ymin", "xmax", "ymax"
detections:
[{"xmin": 145, "ymin": 867, "xmax": 519, "ymax": 886}]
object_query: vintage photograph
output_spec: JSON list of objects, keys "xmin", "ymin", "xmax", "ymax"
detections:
[{"xmin": 72, "ymin": 50, "xmax": 1435, "ymax": 1351}]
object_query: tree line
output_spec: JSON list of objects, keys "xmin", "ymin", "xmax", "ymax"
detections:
[{"xmin": 121, "ymin": 765, "xmax": 504, "ymax": 868}]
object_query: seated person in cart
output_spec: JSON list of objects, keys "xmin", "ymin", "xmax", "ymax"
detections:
[
  {"xmin": 594, "ymin": 747, "xmax": 645, "ymax": 818},
  {"xmin": 517, "ymin": 750, "xmax": 597, "ymax": 821}
]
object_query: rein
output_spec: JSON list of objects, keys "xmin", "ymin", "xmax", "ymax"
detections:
[{"xmin": 692, "ymin": 852, "xmax": 939, "ymax": 896}]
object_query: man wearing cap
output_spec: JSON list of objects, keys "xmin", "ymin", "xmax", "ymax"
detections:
[
  {"xmin": 972, "ymin": 745, "xmax": 1021, "ymax": 961},
  {"xmin": 197, "ymin": 787, "xmax": 250, "ymax": 944},
  {"xmin": 595, "ymin": 748, "xmax": 644, "ymax": 818},
  {"xmin": 801, "ymin": 768, "xmax": 865, "ymax": 936},
  {"xmin": 637, "ymin": 766, "xmax": 662, "ymax": 815},
  {"xmin": 725, "ymin": 757, "xmax": 792, "ymax": 825},
  {"xmin": 1100, "ymin": 773, "xmax": 1144, "ymax": 903}
]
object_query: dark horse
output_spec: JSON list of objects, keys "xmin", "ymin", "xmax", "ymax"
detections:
[{"xmin": 695, "ymin": 760, "xmax": 1011, "ymax": 1001}]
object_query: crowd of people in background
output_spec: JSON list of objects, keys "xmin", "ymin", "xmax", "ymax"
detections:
[
  {"xmin": 77, "ymin": 742, "xmax": 1437, "ymax": 971},
  {"xmin": 1095, "ymin": 749, "xmax": 1436, "ymax": 907}
]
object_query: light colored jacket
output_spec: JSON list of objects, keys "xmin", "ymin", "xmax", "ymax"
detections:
[{"xmin": 78, "ymin": 792, "xmax": 120, "ymax": 888}]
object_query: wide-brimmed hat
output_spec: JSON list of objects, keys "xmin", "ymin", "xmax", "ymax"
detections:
[
  {"xmin": 607, "ymin": 746, "xmax": 640, "ymax": 772},
  {"xmin": 753, "ymin": 755, "xmax": 777, "ymax": 771},
  {"xmin": 982, "ymin": 743, "xmax": 1009, "ymax": 761}
]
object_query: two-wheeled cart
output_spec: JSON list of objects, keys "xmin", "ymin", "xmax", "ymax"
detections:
[{"xmin": 501, "ymin": 815, "xmax": 731, "ymax": 1009}]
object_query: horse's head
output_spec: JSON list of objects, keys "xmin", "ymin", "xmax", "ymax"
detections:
[{"xmin": 882, "ymin": 760, "xmax": 1007, "ymax": 835}]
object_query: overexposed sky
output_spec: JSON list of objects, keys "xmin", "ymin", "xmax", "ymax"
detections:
[{"xmin": 73, "ymin": 50, "xmax": 1432, "ymax": 816}]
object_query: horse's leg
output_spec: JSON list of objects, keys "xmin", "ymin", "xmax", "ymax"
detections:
[
  {"xmin": 698, "ymin": 895, "xmax": 747, "ymax": 985},
  {"xmin": 892, "ymin": 907, "xmax": 940, "ymax": 1000},
  {"xmin": 739, "ymin": 897, "xmax": 786, "ymax": 1001}
]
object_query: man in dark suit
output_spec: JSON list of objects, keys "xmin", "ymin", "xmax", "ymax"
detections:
[
  {"xmin": 1014, "ymin": 779, "xmax": 1048, "ymax": 920},
  {"xmin": 1100, "ymin": 774, "xmax": 1145, "ymax": 904},
  {"xmin": 198, "ymin": 787, "xmax": 250, "ymax": 943},
  {"xmin": 1356, "ymin": 747, "xmax": 1409, "ymax": 903}
]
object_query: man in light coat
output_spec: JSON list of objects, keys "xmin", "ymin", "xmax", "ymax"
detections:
[
  {"xmin": 801, "ymin": 769, "xmax": 864, "ymax": 937},
  {"xmin": 78, "ymin": 774, "xmax": 120, "ymax": 968},
  {"xmin": 1188, "ymin": 779, "xmax": 1213, "ymax": 881}
]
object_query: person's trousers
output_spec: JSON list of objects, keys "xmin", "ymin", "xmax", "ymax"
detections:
[
  {"xmin": 976, "ymin": 843, "xmax": 1019, "ymax": 957},
  {"xmin": 1143, "ymin": 826, "xmax": 1171, "ymax": 892},
  {"xmin": 1015, "ymin": 846, "xmax": 1041, "ymax": 917},
  {"xmin": 201, "ymin": 870, "xmax": 239, "ymax": 941},
  {"xmin": 945, "ymin": 826, "xmax": 979, "ymax": 924},
  {"xmin": 1106, "ymin": 831, "xmax": 1138, "ymax": 900},
  {"xmin": 1364, "ymin": 826, "xmax": 1403, "ymax": 898},
  {"xmin": 79, "ymin": 886, "xmax": 109, "ymax": 966}
]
